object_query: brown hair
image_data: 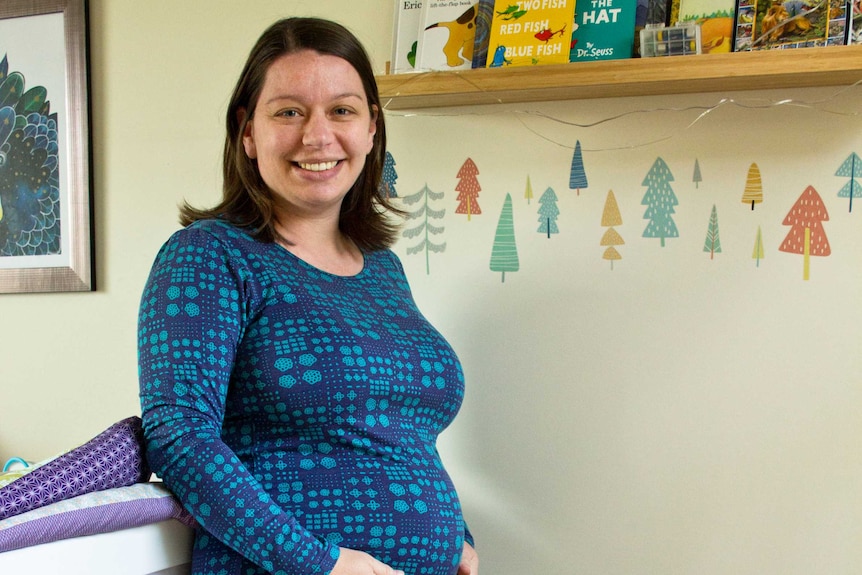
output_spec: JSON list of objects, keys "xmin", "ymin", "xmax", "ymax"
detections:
[{"xmin": 179, "ymin": 17, "xmax": 402, "ymax": 251}]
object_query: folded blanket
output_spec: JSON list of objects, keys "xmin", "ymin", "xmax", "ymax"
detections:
[
  {"xmin": 0, "ymin": 482, "xmax": 195, "ymax": 553},
  {"xmin": 0, "ymin": 416, "xmax": 151, "ymax": 521}
]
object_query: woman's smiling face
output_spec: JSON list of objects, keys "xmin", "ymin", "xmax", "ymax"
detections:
[{"xmin": 242, "ymin": 49, "xmax": 377, "ymax": 222}]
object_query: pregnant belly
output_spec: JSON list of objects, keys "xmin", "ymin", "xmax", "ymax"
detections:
[{"xmin": 257, "ymin": 455, "xmax": 466, "ymax": 574}]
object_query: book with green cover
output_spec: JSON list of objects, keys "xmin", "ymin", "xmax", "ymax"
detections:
[
  {"xmin": 484, "ymin": 0, "xmax": 576, "ymax": 67},
  {"xmin": 570, "ymin": 0, "xmax": 638, "ymax": 61}
]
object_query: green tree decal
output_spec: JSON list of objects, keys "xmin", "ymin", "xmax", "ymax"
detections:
[
  {"xmin": 752, "ymin": 225, "xmax": 765, "ymax": 268},
  {"xmin": 490, "ymin": 193, "xmax": 519, "ymax": 282},
  {"xmin": 402, "ymin": 183, "xmax": 446, "ymax": 275},
  {"xmin": 641, "ymin": 157, "xmax": 679, "ymax": 247},
  {"xmin": 836, "ymin": 152, "xmax": 862, "ymax": 213},
  {"xmin": 569, "ymin": 140, "xmax": 588, "ymax": 196},
  {"xmin": 693, "ymin": 158, "xmax": 702, "ymax": 189},
  {"xmin": 703, "ymin": 204, "xmax": 722, "ymax": 259},
  {"xmin": 379, "ymin": 151, "xmax": 398, "ymax": 198},
  {"xmin": 536, "ymin": 186, "xmax": 559, "ymax": 238}
]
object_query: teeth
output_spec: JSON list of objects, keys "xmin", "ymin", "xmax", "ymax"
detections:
[{"xmin": 298, "ymin": 161, "xmax": 337, "ymax": 172}]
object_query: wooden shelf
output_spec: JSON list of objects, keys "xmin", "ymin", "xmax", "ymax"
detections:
[{"xmin": 376, "ymin": 45, "xmax": 862, "ymax": 109}]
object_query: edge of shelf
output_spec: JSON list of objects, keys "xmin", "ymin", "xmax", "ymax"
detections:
[{"xmin": 377, "ymin": 45, "xmax": 862, "ymax": 109}]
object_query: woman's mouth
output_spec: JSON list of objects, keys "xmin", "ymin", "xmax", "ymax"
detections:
[{"xmin": 297, "ymin": 160, "xmax": 339, "ymax": 172}]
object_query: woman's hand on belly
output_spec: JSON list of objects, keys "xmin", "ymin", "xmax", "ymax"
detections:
[
  {"xmin": 332, "ymin": 548, "xmax": 405, "ymax": 575},
  {"xmin": 457, "ymin": 542, "xmax": 479, "ymax": 575}
]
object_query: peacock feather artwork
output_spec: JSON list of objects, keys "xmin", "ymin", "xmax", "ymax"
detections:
[{"xmin": 0, "ymin": 54, "xmax": 61, "ymax": 257}]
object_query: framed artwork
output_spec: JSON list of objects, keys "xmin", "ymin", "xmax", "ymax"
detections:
[{"xmin": 0, "ymin": 0, "xmax": 93, "ymax": 294}]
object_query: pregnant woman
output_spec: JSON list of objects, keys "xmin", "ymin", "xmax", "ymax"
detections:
[{"xmin": 137, "ymin": 16, "xmax": 478, "ymax": 575}]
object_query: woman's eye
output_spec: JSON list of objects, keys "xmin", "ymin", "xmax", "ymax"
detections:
[
  {"xmin": 278, "ymin": 109, "xmax": 299, "ymax": 118},
  {"xmin": 333, "ymin": 107, "xmax": 353, "ymax": 116}
]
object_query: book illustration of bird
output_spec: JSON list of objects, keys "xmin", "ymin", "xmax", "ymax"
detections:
[
  {"xmin": 534, "ymin": 24, "xmax": 566, "ymax": 43},
  {"xmin": 496, "ymin": 4, "xmax": 528, "ymax": 19},
  {"xmin": 424, "ymin": 4, "xmax": 478, "ymax": 67}
]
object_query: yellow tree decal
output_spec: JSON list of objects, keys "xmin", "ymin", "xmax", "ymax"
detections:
[
  {"xmin": 524, "ymin": 174, "xmax": 534, "ymax": 204},
  {"xmin": 600, "ymin": 189, "xmax": 624, "ymax": 269},
  {"xmin": 752, "ymin": 225, "xmax": 765, "ymax": 268},
  {"xmin": 741, "ymin": 162, "xmax": 763, "ymax": 211},
  {"xmin": 778, "ymin": 185, "xmax": 830, "ymax": 280}
]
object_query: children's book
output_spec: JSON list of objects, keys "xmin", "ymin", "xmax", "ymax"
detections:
[
  {"xmin": 390, "ymin": 0, "xmax": 425, "ymax": 74},
  {"xmin": 851, "ymin": 0, "xmax": 862, "ymax": 44},
  {"xmin": 674, "ymin": 0, "xmax": 735, "ymax": 52},
  {"xmin": 472, "ymin": 0, "xmax": 496, "ymax": 67},
  {"xmin": 634, "ymin": 0, "xmax": 672, "ymax": 55},
  {"xmin": 415, "ymin": 0, "xmax": 479, "ymax": 71},
  {"xmin": 484, "ymin": 0, "xmax": 576, "ymax": 67},
  {"xmin": 570, "ymin": 0, "xmax": 638, "ymax": 61},
  {"xmin": 732, "ymin": 0, "xmax": 848, "ymax": 51}
]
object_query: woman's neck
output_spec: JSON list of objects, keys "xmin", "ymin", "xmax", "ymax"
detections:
[{"xmin": 274, "ymin": 217, "xmax": 363, "ymax": 276}]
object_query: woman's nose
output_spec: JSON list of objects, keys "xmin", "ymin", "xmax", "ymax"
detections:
[{"xmin": 302, "ymin": 112, "xmax": 333, "ymax": 147}]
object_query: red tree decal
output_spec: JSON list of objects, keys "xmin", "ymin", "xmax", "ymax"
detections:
[
  {"xmin": 455, "ymin": 157, "xmax": 482, "ymax": 221},
  {"xmin": 778, "ymin": 185, "xmax": 831, "ymax": 280}
]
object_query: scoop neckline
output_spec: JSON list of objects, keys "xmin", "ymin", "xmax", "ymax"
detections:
[{"xmin": 273, "ymin": 242, "xmax": 368, "ymax": 279}]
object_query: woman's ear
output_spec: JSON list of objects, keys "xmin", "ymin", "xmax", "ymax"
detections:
[
  {"xmin": 367, "ymin": 104, "xmax": 379, "ymax": 153},
  {"xmin": 239, "ymin": 108, "xmax": 257, "ymax": 159}
]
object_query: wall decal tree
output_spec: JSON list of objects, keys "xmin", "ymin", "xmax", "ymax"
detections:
[{"xmin": 641, "ymin": 157, "xmax": 679, "ymax": 247}]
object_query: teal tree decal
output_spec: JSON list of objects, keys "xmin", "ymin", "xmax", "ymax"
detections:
[
  {"xmin": 379, "ymin": 151, "xmax": 398, "ymax": 198},
  {"xmin": 490, "ymin": 193, "xmax": 519, "ymax": 282},
  {"xmin": 0, "ymin": 55, "xmax": 61, "ymax": 256},
  {"xmin": 693, "ymin": 158, "xmax": 702, "ymax": 189},
  {"xmin": 569, "ymin": 140, "xmax": 588, "ymax": 195},
  {"xmin": 402, "ymin": 183, "xmax": 446, "ymax": 275},
  {"xmin": 641, "ymin": 157, "xmax": 679, "ymax": 247},
  {"xmin": 703, "ymin": 204, "xmax": 722, "ymax": 259},
  {"xmin": 836, "ymin": 152, "xmax": 861, "ymax": 212},
  {"xmin": 536, "ymin": 186, "xmax": 559, "ymax": 238}
]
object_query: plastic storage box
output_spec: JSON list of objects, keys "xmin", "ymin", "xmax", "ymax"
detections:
[{"xmin": 639, "ymin": 23, "xmax": 701, "ymax": 57}]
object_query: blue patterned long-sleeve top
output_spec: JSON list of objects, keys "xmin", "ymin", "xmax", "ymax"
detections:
[{"xmin": 138, "ymin": 220, "xmax": 471, "ymax": 575}]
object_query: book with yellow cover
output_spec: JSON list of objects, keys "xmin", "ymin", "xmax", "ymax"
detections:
[
  {"xmin": 484, "ymin": 0, "xmax": 576, "ymax": 67},
  {"xmin": 416, "ymin": 0, "xmax": 479, "ymax": 71}
]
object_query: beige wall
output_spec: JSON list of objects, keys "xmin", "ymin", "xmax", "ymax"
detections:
[
  {"xmin": 0, "ymin": 0, "xmax": 394, "ymax": 459},
  {"xmin": 3, "ymin": 2, "xmax": 862, "ymax": 574}
]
